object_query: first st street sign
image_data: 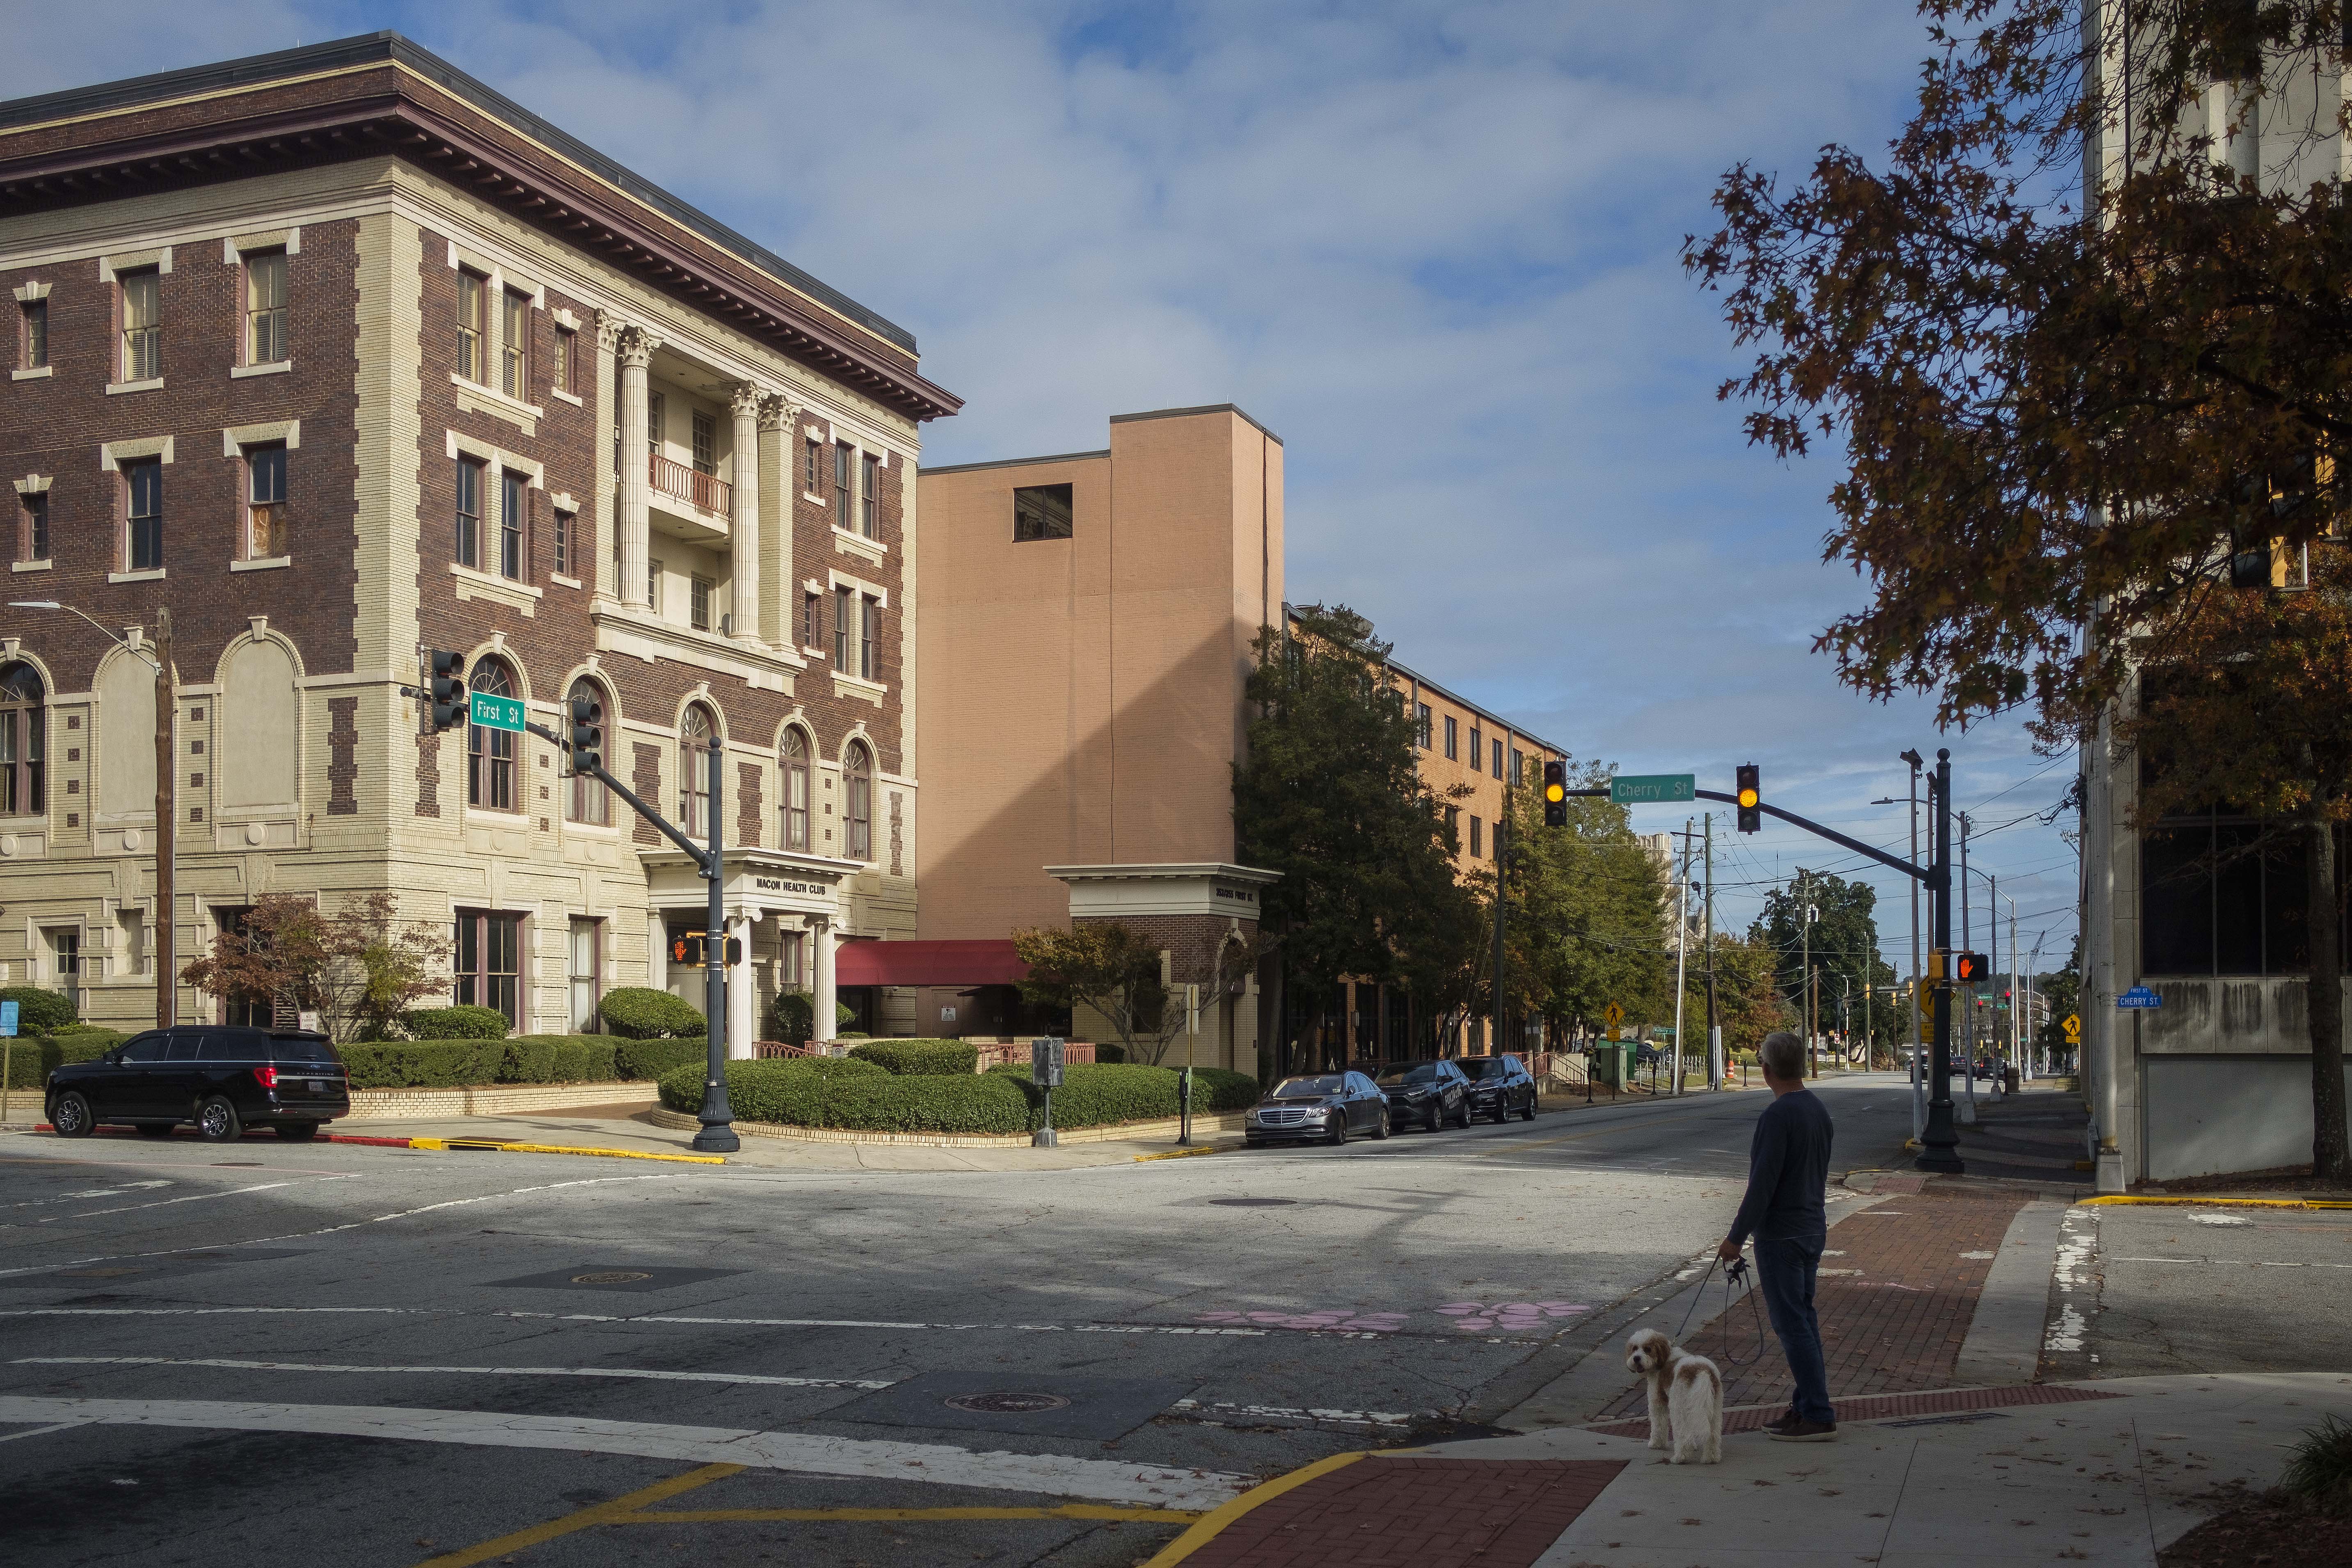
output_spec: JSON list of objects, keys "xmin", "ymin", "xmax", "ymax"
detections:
[{"xmin": 469, "ymin": 691, "xmax": 525, "ymax": 732}]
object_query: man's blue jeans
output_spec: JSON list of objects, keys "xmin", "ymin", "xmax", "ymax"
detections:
[{"xmin": 1753, "ymin": 1234, "xmax": 1833, "ymax": 1424}]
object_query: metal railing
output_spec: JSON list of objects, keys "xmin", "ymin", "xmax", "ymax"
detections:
[{"xmin": 651, "ymin": 451, "xmax": 732, "ymax": 517}]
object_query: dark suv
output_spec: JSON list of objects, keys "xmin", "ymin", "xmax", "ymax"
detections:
[
  {"xmin": 1455, "ymin": 1053, "xmax": 1539, "ymax": 1122},
  {"xmin": 47, "ymin": 1027, "xmax": 350, "ymax": 1142}
]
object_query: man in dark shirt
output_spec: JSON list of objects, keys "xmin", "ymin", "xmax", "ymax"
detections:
[{"xmin": 1716, "ymin": 1030, "xmax": 1837, "ymax": 1439}]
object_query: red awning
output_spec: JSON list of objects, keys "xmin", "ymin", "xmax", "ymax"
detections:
[{"xmin": 833, "ymin": 939, "xmax": 1029, "ymax": 988}]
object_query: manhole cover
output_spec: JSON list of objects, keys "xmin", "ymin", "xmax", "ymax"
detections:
[
  {"xmin": 943, "ymin": 1391, "xmax": 1072, "ymax": 1415},
  {"xmin": 1209, "ymin": 1197, "xmax": 1296, "ymax": 1207},
  {"xmin": 570, "ymin": 1270, "xmax": 653, "ymax": 1285}
]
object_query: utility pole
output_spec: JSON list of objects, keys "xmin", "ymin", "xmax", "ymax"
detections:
[
  {"xmin": 1919, "ymin": 750, "xmax": 1964, "ymax": 1172},
  {"xmin": 1672, "ymin": 815, "xmax": 1692, "ymax": 1096},
  {"xmin": 1796, "ymin": 867, "xmax": 1811, "ymax": 1074},
  {"xmin": 1703, "ymin": 814, "xmax": 1719, "ymax": 1089},
  {"xmin": 1492, "ymin": 798, "xmax": 1508, "ymax": 1058},
  {"xmin": 1900, "ymin": 749, "xmax": 1925, "ymax": 1140}
]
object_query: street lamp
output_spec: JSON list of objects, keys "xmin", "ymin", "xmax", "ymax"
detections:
[{"xmin": 9, "ymin": 600, "xmax": 176, "ymax": 1028}]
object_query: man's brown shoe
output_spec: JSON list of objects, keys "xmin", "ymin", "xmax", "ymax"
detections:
[{"xmin": 1766, "ymin": 1419, "xmax": 1837, "ymax": 1442}]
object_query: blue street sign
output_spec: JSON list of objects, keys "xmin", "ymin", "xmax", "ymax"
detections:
[
  {"xmin": 2117, "ymin": 986, "xmax": 2162, "ymax": 1010},
  {"xmin": 0, "ymin": 1000, "xmax": 15, "ymax": 1037}
]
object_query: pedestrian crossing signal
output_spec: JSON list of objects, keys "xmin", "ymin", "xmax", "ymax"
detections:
[
  {"xmin": 1735, "ymin": 763, "xmax": 1761, "ymax": 833},
  {"xmin": 1542, "ymin": 759, "xmax": 1568, "ymax": 828},
  {"xmin": 1952, "ymin": 950, "xmax": 1990, "ymax": 984},
  {"xmin": 669, "ymin": 932, "xmax": 743, "ymax": 968}
]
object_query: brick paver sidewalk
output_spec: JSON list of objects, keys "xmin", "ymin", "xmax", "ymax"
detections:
[
  {"xmin": 1179, "ymin": 1457, "xmax": 1624, "ymax": 1568},
  {"xmin": 1597, "ymin": 1184, "xmax": 2030, "ymax": 1419}
]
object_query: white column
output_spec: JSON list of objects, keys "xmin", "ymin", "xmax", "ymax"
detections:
[
  {"xmin": 728, "ymin": 385, "xmax": 763, "ymax": 640},
  {"xmin": 647, "ymin": 913, "xmax": 669, "ymax": 994},
  {"xmin": 811, "ymin": 916, "xmax": 837, "ymax": 1045},
  {"xmin": 616, "ymin": 326, "xmax": 660, "ymax": 610},
  {"xmin": 727, "ymin": 913, "xmax": 756, "ymax": 1058}
]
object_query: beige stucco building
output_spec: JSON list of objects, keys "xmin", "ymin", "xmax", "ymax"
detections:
[{"xmin": 912, "ymin": 405, "xmax": 1282, "ymax": 1069}]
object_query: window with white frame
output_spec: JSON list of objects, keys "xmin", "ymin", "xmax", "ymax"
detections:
[
  {"xmin": 467, "ymin": 658, "xmax": 519, "ymax": 812},
  {"xmin": 453, "ymin": 909, "xmax": 522, "ymax": 1025},
  {"xmin": 245, "ymin": 251, "xmax": 288, "ymax": 365},
  {"xmin": 844, "ymin": 741, "xmax": 873, "ymax": 861},
  {"xmin": 456, "ymin": 270, "xmax": 487, "ymax": 383},
  {"xmin": 0, "ymin": 662, "xmax": 44, "ymax": 817},
  {"xmin": 860, "ymin": 594, "xmax": 879, "ymax": 680},
  {"xmin": 123, "ymin": 458, "xmax": 162, "ymax": 572},
  {"xmin": 834, "ymin": 442, "xmax": 852, "ymax": 518},
  {"xmin": 499, "ymin": 469, "xmax": 526, "ymax": 581},
  {"xmin": 16, "ymin": 492, "xmax": 46, "ymax": 564},
  {"xmin": 119, "ymin": 268, "xmax": 160, "ymax": 381},
  {"xmin": 568, "ymin": 916, "xmax": 602, "ymax": 1032},
  {"xmin": 860, "ymin": 451, "xmax": 878, "ymax": 536},
  {"xmin": 781, "ymin": 728, "xmax": 810, "ymax": 851},
  {"xmin": 679, "ymin": 704, "xmax": 717, "ymax": 837},
  {"xmin": 501, "ymin": 289, "xmax": 529, "ymax": 398},
  {"xmin": 245, "ymin": 443, "xmax": 286, "ymax": 559},
  {"xmin": 18, "ymin": 298, "xmax": 45, "ymax": 370},
  {"xmin": 455, "ymin": 456, "xmax": 485, "ymax": 569}
]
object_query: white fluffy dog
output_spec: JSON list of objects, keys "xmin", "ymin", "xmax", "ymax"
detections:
[{"xmin": 1624, "ymin": 1327, "xmax": 1723, "ymax": 1464}]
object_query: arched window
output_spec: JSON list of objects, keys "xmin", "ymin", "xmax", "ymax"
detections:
[
  {"xmin": 780, "ymin": 728, "xmax": 810, "ymax": 852},
  {"xmin": 844, "ymin": 740, "xmax": 872, "ymax": 861},
  {"xmin": 0, "ymin": 663, "xmax": 43, "ymax": 817},
  {"xmin": 564, "ymin": 677, "xmax": 610, "ymax": 826},
  {"xmin": 680, "ymin": 704, "xmax": 717, "ymax": 838},
  {"xmin": 467, "ymin": 658, "xmax": 518, "ymax": 811}
]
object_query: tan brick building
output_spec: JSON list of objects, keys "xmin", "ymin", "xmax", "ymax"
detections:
[{"xmin": 0, "ymin": 35, "xmax": 956, "ymax": 1048}]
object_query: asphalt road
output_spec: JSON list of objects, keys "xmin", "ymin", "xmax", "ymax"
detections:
[{"xmin": 0, "ymin": 1073, "xmax": 1917, "ymax": 1567}]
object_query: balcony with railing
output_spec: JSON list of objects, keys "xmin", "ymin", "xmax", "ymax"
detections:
[{"xmin": 651, "ymin": 451, "xmax": 732, "ymax": 519}]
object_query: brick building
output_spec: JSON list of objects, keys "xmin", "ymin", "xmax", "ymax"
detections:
[{"xmin": 0, "ymin": 35, "xmax": 957, "ymax": 1047}]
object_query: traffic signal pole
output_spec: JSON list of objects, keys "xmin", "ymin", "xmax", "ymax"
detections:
[
  {"xmin": 524, "ymin": 719, "xmax": 737, "ymax": 1152},
  {"xmin": 1564, "ymin": 746, "xmax": 1963, "ymax": 1172}
]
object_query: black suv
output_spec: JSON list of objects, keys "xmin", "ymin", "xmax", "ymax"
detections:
[
  {"xmin": 1371, "ymin": 1060, "xmax": 1472, "ymax": 1132},
  {"xmin": 1455, "ymin": 1053, "xmax": 1539, "ymax": 1122},
  {"xmin": 47, "ymin": 1027, "xmax": 350, "ymax": 1142}
]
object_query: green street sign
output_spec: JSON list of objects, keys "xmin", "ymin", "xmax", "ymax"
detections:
[
  {"xmin": 469, "ymin": 691, "xmax": 525, "ymax": 732},
  {"xmin": 1608, "ymin": 773, "xmax": 1695, "ymax": 805}
]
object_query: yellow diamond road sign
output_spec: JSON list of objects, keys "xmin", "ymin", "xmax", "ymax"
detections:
[{"xmin": 2062, "ymin": 1014, "xmax": 2081, "ymax": 1043}]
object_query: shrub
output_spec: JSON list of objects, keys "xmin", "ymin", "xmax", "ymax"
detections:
[
  {"xmin": 835, "ymin": 1031, "xmax": 871, "ymax": 1041},
  {"xmin": 616, "ymin": 1037, "xmax": 708, "ymax": 1081},
  {"xmin": 340, "ymin": 1039, "xmax": 509, "ymax": 1089},
  {"xmin": 0, "ymin": 987, "xmax": 78, "ymax": 1034},
  {"xmin": 2282, "ymin": 1413, "xmax": 2352, "ymax": 1504},
  {"xmin": 988, "ymin": 1062, "xmax": 1258, "ymax": 1124},
  {"xmin": 4, "ymin": 1031, "xmax": 128, "ymax": 1088},
  {"xmin": 500, "ymin": 1035, "xmax": 619, "ymax": 1084},
  {"xmin": 401, "ymin": 1005, "xmax": 511, "ymax": 1041},
  {"xmin": 600, "ymin": 987, "xmax": 705, "ymax": 1039},
  {"xmin": 657, "ymin": 1056, "xmax": 952, "ymax": 1126},
  {"xmin": 849, "ymin": 1039, "xmax": 979, "ymax": 1076},
  {"xmin": 1093, "ymin": 1044, "xmax": 1126, "ymax": 1065}
]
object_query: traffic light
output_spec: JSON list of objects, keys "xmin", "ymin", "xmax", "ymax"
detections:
[
  {"xmin": 1735, "ymin": 763, "xmax": 1761, "ymax": 833},
  {"xmin": 668, "ymin": 932, "xmax": 742, "ymax": 968},
  {"xmin": 1952, "ymin": 950, "xmax": 1990, "ymax": 984},
  {"xmin": 1542, "ymin": 759, "xmax": 1567, "ymax": 829},
  {"xmin": 428, "ymin": 649, "xmax": 467, "ymax": 732},
  {"xmin": 568, "ymin": 693, "xmax": 604, "ymax": 774}
]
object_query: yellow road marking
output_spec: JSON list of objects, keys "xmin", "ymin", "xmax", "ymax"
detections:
[
  {"xmin": 412, "ymin": 1461, "xmax": 742, "ymax": 1567},
  {"xmin": 403, "ymin": 1137, "xmax": 723, "ymax": 1165},
  {"xmin": 2080, "ymin": 1195, "xmax": 2352, "ymax": 1211},
  {"xmin": 624, "ymin": 1504, "xmax": 1201, "ymax": 1524},
  {"xmin": 1135, "ymin": 1145, "xmax": 1224, "ymax": 1163},
  {"xmin": 1140, "ymin": 1451, "xmax": 1371, "ymax": 1567}
]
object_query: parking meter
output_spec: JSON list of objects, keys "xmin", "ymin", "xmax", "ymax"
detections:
[
  {"xmin": 1178, "ymin": 1065, "xmax": 1194, "ymax": 1147},
  {"xmin": 1031, "ymin": 1037, "xmax": 1064, "ymax": 1147}
]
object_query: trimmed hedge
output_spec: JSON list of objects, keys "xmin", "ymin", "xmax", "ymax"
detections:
[
  {"xmin": 0, "ymin": 987, "xmax": 78, "ymax": 1034},
  {"xmin": 768, "ymin": 991, "xmax": 856, "ymax": 1044},
  {"xmin": 340, "ymin": 1035, "xmax": 650, "ymax": 1090},
  {"xmin": 615, "ymin": 1037, "xmax": 709, "ymax": 1082},
  {"xmin": 599, "ymin": 987, "xmax": 706, "ymax": 1039},
  {"xmin": 659, "ymin": 1059, "xmax": 1259, "ymax": 1134},
  {"xmin": 1093, "ymin": 1044, "xmax": 1126, "ymax": 1065},
  {"xmin": 400, "ymin": 1005, "xmax": 511, "ymax": 1041},
  {"xmin": 2, "ymin": 1030, "xmax": 127, "ymax": 1089},
  {"xmin": 849, "ymin": 1039, "xmax": 978, "ymax": 1076}
]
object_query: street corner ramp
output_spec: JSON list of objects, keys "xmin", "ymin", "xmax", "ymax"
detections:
[
  {"xmin": 1145, "ymin": 1454, "xmax": 1626, "ymax": 1567},
  {"xmin": 825, "ymin": 1369, "xmax": 1201, "ymax": 1443}
]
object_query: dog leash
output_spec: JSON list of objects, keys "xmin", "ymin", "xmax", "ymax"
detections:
[{"xmin": 1673, "ymin": 1254, "xmax": 1770, "ymax": 1368}]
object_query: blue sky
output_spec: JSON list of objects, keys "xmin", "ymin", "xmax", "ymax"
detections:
[{"xmin": 0, "ymin": 1, "xmax": 2083, "ymax": 980}]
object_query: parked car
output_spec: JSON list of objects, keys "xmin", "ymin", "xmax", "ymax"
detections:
[
  {"xmin": 47, "ymin": 1026, "xmax": 351, "ymax": 1142},
  {"xmin": 1372, "ymin": 1060, "xmax": 1471, "ymax": 1132},
  {"xmin": 1455, "ymin": 1053, "xmax": 1538, "ymax": 1122},
  {"xmin": 1245, "ymin": 1072, "xmax": 1391, "ymax": 1147}
]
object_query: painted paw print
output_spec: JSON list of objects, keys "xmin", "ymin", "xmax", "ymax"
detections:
[
  {"xmin": 1194, "ymin": 1308, "xmax": 1411, "ymax": 1332},
  {"xmin": 1435, "ymin": 1300, "xmax": 1590, "ymax": 1332}
]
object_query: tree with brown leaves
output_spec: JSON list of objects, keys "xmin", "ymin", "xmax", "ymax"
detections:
[
  {"xmin": 1688, "ymin": 1, "xmax": 2352, "ymax": 1178},
  {"xmin": 181, "ymin": 892, "xmax": 447, "ymax": 1046}
]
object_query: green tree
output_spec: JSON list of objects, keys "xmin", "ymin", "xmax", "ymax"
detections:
[
  {"xmin": 1497, "ymin": 766, "xmax": 1674, "ymax": 1041},
  {"xmin": 2035, "ymin": 934, "xmax": 2082, "ymax": 1056},
  {"xmin": 1753, "ymin": 872, "xmax": 1895, "ymax": 1056},
  {"xmin": 1687, "ymin": 0, "xmax": 2352, "ymax": 1178},
  {"xmin": 181, "ymin": 892, "xmax": 445, "ymax": 1045},
  {"xmin": 1234, "ymin": 604, "xmax": 1481, "ymax": 1058}
]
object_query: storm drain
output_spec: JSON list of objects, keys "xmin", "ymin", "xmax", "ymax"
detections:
[
  {"xmin": 944, "ymin": 1391, "xmax": 1073, "ymax": 1415},
  {"xmin": 487, "ymin": 1266, "xmax": 744, "ymax": 1294}
]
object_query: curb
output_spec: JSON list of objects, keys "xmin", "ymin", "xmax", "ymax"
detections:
[
  {"xmin": 2080, "ymin": 1194, "xmax": 2352, "ymax": 1210},
  {"xmin": 1138, "ymin": 1451, "xmax": 1373, "ymax": 1567},
  {"xmin": 22, "ymin": 1123, "xmax": 723, "ymax": 1165},
  {"xmin": 1133, "ymin": 1144, "xmax": 1226, "ymax": 1163}
]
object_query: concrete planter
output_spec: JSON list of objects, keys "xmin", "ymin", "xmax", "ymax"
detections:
[{"xmin": 343, "ymin": 1083, "xmax": 660, "ymax": 1121}]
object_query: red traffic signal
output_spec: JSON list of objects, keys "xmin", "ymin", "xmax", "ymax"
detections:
[{"xmin": 670, "ymin": 932, "xmax": 741, "ymax": 968}]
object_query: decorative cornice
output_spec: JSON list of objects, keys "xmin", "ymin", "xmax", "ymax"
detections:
[{"xmin": 0, "ymin": 38, "xmax": 962, "ymax": 423}]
